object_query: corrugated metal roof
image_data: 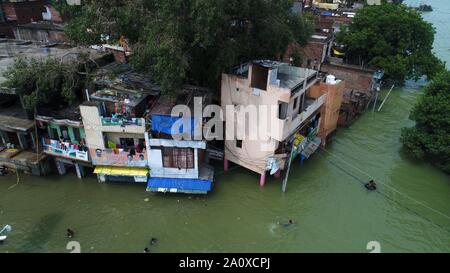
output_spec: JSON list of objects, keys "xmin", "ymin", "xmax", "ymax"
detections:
[{"xmin": 147, "ymin": 177, "xmax": 212, "ymax": 193}]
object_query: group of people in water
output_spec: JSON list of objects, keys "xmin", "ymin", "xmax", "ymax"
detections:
[
  {"xmin": 63, "ymin": 182, "xmax": 376, "ymax": 249},
  {"xmin": 66, "ymin": 228, "xmax": 157, "ymax": 253},
  {"xmin": 144, "ymin": 238, "xmax": 157, "ymax": 253}
]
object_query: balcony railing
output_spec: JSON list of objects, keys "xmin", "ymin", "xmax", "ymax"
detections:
[
  {"xmin": 101, "ymin": 117, "xmax": 143, "ymax": 127},
  {"xmin": 89, "ymin": 147, "xmax": 147, "ymax": 167},
  {"xmin": 42, "ymin": 138, "xmax": 89, "ymax": 162},
  {"xmin": 273, "ymin": 93, "xmax": 326, "ymax": 141}
]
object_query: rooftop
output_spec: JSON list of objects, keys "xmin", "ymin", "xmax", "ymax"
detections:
[
  {"xmin": 36, "ymin": 103, "xmax": 83, "ymax": 127},
  {"xmin": 276, "ymin": 65, "xmax": 318, "ymax": 90},
  {"xmin": 231, "ymin": 60, "xmax": 319, "ymax": 91},
  {"xmin": 90, "ymin": 62, "xmax": 160, "ymax": 107},
  {"xmin": 15, "ymin": 22, "xmax": 64, "ymax": 31},
  {"xmin": 0, "ymin": 102, "xmax": 34, "ymax": 132},
  {"xmin": 149, "ymin": 85, "xmax": 213, "ymax": 116}
]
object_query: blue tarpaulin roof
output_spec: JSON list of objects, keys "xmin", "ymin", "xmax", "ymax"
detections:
[
  {"xmin": 151, "ymin": 114, "xmax": 196, "ymax": 135},
  {"xmin": 147, "ymin": 177, "xmax": 212, "ymax": 193}
]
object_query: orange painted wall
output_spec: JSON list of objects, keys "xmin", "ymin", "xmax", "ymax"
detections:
[{"xmin": 308, "ymin": 80, "xmax": 345, "ymax": 146}]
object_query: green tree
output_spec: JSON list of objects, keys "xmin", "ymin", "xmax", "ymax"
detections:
[
  {"xmin": 337, "ymin": 3, "xmax": 445, "ymax": 83},
  {"xmin": 401, "ymin": 70, "xmax": 450, "ymax": 173},
  {"xmin": 53, "ymin": 0, "xmax": 150, "ymax": 45},
  {"xmin": 59, "ymin": 0, "xmax": 313, "ymax": 96},
  {"xmin": 2, "ymin": 56, "xmax": 92, "ymax": 115}
]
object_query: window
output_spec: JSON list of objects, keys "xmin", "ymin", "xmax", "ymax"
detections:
[
  {"xmin": 73, "ymin": 128, "xmax": 81, "ymax": 143},
  {"xmin": 120, "ymin": 138, "xmax": 135, "ymax": 150},
  {"xmin": 278, "ymin": 101, "xmax": 288, "ymax": 119},
  {"xmin": 250, "ymin": 64, "xmax": 268, "ymax": 91},
  {"xmin": 299, "ymin": 93, "xmax": 305, "ymax": 113},
  {"xmin": 236, "ymin": 140, "xmax": 242, "ymax": 149},
  {"xmin": 60, "ymin": 126, "xmax": 69, "ymax": 140},
  {"xmin": 293, "ymin": 96, "xmax": 299, "ymax": 110},
  {"xmin": 137, "ymin": 138, "xmax": 146, "ymax": 153},
  {"xmin": 162, "ymin": 147, "xmax": 194, "ymax": 169},
  {"xmin": 50, "ymin": 127, "xmax": 59, "ymax": 139}
]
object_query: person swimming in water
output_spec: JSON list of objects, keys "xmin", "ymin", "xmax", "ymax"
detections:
[
  {"xmin": 144, "ymin": 247, "xmax": 150, "ymax": 253},
  {"xmin": 150, "ymin": 237, "xmax": 157, "ymax": 245},
  {"xmin": 365, "ymin": 180, "xmax": 377, "ymax": 191},
  {"xmin": 280, "ymin": 219, "xmax": 295, "ymax": 227},
  {"xmin": 67, "ymin": 228, "xmax": 75, "ymax": 239}
]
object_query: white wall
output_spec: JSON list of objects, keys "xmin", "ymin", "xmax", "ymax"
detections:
[{"xmin": 145, "ymin": 132, "xmax": 202, "ymax": 179}]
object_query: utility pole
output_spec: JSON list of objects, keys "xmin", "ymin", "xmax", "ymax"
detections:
[
  {"xmin": 282, "ymin": 142, "xmax": 295, "ymax": 193},
  {"xmin": 371, "ymin": 70, "xmax": 384, "ymax": 112},
  {"xmin": 378, "ymin": 84, "xmax": 395, "ymax": 112}
]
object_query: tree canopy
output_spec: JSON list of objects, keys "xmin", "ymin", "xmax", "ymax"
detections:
[
  {"xmin": 337, "ymin": 3, "xmax": 445, "ymax": 83},
  {"xmin": 55, "ymin": 0, "xmax": 313, "ymax": 95},
  {"xmin": 401, "ymin": 70, "xmax": 450, "ymax": 174},
  {"xmin": 2, "ymin": 55, "xmax": 92, "ymax": 115}
]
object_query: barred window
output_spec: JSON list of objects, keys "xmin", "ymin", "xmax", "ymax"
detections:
[{"xmin": 162, "ymin": 147, "xmax": 194, "ymax": 169}]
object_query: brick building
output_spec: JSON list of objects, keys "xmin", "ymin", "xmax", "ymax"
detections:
[
  {"xmin": 0, "ymin": 0, "xmax": 66, "ymax": 42},
  {"xmin": 321, "ymin": 61, "xmax": 376, "ymax": 126}
]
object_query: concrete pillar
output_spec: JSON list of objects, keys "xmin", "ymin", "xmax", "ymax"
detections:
[
  {"xmin": 55, "ymin": 160, "xmax": 66, "ymax": 175},
  {"xmin": 274, "ymin": 170, "xmax": 281, "ymax": 178},
  {"xmin": 259, "ymin": 172, "xmax": 266, "ymax": 187},
  {"xmin": 224, "ymin": 158, "xmax": 229, "ymax": 172},
  {"xmin": 194, "ymin": 148, "xmax": 199, "ymax": 175},
  {"xmin": 74, "ymin": 163, "xmax": 84, "ymax": 179}
]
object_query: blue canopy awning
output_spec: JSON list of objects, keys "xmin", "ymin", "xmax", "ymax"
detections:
[
  {"xmin": 147, "ymin": 176, "xmax": 213, "ymax": 194},
  {"xmin": 151, "ymin": 114, "xmax": 196, "ymax": 136}
]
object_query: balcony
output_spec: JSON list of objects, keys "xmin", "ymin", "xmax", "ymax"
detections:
[
  {"xmin": 101, "ymin": 117, "xmax": 143, "ymax": 126},
  {"xmin": 89, "ymin": 147, "xmax": 147, "ymax": 167},
  {"xmin": 272, "ymin": 93, "xmax": 326, "ymax": 141},
  {"xmin": 100, "ymin": 117, "xmax": 146, "ymax": 134},
  {"xmin": 42, "ymin": 138, "xmax": 89, "ymax": 162}
]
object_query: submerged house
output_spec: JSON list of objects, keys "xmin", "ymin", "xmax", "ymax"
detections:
[
  {"xmin": 0, "ymin": 40, "xmax": 109, "ymax": 175},
  {"xmin": 145, "ymin": 87, "xmax": 215, "ymax": 194},
  {"xmin": 36, "ymin": 105, "xmax": 90, "ymax": 179},
  {"xmin": 34, "ymin": 51, "xmax": 113, "ymax": 179},
  {"xmin": 221, "ymin": 60, "xmax": 344, "ymax": 186},
  {"xmin": 80, "ymin": 64, "xmax": 159, "ymax": 183},
  {"xmin": 0, "ymin": 94, "xmax": 50, "ymax": 175}
]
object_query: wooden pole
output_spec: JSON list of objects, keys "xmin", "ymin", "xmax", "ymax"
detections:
[
  {"xmin": 377, "ymin": 84, "xmax": 395, "ymax": 112},
  {"xmin": 282, "ymin": 142, "xmax": 295, "ymax": 193}
]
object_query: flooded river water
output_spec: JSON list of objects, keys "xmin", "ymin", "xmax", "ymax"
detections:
[{"xmin": 0, "ymin": 0, "xmax": 449, "ymax": 253}]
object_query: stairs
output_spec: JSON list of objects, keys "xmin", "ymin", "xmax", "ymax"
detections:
[{"xmin": 301, "ymin": 137, "xmax": 321, "ymax": 159}]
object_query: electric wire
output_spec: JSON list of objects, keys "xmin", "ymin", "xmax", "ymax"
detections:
[{"xmin": 317, "ymin": 146, "xmax": 450, "ymax": 222}]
